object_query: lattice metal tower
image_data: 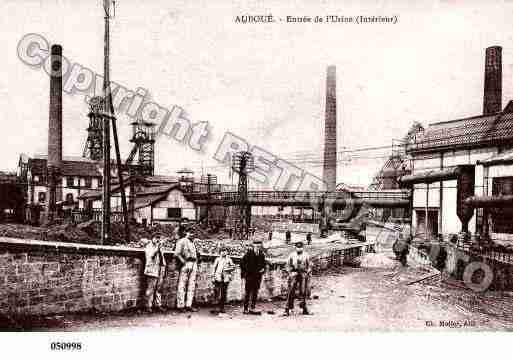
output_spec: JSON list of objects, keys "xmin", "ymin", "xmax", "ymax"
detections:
[
  {"xmin": 232, "ymin": 151, "xmax": 254, "ymax": 241},
  {"xmin": 83, "ymin": 96, "xmax": 104, "ymax": 160},
  {"xmin": 126, "ymin": 120, "xmax": 156, "ymax": 176}
]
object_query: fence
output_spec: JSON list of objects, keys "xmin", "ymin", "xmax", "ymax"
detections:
[{"xmin": 63, "ymin": 209, "xmax": 125, "ymax": 224}]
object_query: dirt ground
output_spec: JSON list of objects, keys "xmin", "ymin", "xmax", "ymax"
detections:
[{"xmin": 5, "ymin": 251, "xmax": 512, "ymax": 332}]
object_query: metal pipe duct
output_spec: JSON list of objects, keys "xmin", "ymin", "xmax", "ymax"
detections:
[
  {"xmin": 465, "ymin": 195, "xmax": 513, "ymax": 208},
  {"xmin": 456, "ymin": 165, "xmax": 475, "ymax": 233},
  {"xmin": 398, "ymin": 166, "xmax": 460, "ymax": 185}
]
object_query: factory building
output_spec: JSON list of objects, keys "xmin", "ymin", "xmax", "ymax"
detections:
[
  {"xmin": 403, "ymin": 46, "xmax": 513, "ymax": 243},
  {"xmin": 19, "ymin": 154, "xmax": 102, "ymax": 208},
  {"xmin": 77, "ymin": 176, "xmax": 198, "ymax": 224}
]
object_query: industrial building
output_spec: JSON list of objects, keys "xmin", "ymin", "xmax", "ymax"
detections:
[
  {"xmin": 18, "ymin": 154, "xmax": 102, "ymax": 207},
  {"xmin": 402, "ymin": 46, "xmax": 513, "ymax": 244}
]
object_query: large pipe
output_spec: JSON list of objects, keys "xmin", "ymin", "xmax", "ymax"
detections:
[
  {"xmin": 465, "ymin": 195, "xmax": 513, "ymax": 208},
  {"xmin": 456, "ymin": 165, "xmax": 475, "ymax": 233},
  {"xmin": 399, "ymin": 166, "xmax": 460, "ymax": 186},
  {"xmin": 46, "ymin": 44, "xmax": 63, "ymax": 223},
  {"xmin": 483, "ymin": 46, "xmax": 502, "ymax": 115},
  {"xmin": 323, "ymin": 65, "xmax": 337, "ymax": 191}
]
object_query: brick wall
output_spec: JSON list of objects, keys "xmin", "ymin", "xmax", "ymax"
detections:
[{"xmin": 0, "ymin": 237, "xmax": 371, "ymax": 317}]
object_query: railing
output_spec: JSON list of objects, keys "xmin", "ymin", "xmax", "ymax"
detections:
[
  {"xmin": 454, "ymin": 241, "xmax": 513, "ymax": 264},
  {"xmin": 63, "ymin": 208, "xmax": 124, "ymax": 224},
  {"xmin": 186, "ymin": 190, "xmax": 411, "ymax": 204}
]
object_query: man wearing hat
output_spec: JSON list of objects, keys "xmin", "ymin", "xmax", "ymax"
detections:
[
  {"xmin": 240, "ymin": 239, "xmax": 266, "ymax": 314},
  {"xmin": 175, "ymin": 228, "xmax": 200, "ymax": 312},
  {"xmin": 284, "ymin": 240, "xmax": 311, "ymax": 316},
  {"xmin": 142, "ymin": 234, "xmax": 167, "ymax": 313}
]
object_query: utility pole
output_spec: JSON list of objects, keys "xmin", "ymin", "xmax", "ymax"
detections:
[
  {"xmin": 101, "ymin": 0, "xmax": 129, "ymax": 244},
  {"xmin": 101, "ymin": 0, "xmax": 112, "ymax": 244}
]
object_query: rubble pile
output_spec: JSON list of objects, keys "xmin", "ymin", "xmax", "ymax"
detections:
[
  {"xmin": 0, "ymin": 223, "xmax": 94, "ymax": 244},
  {"xmin": 360, "ymin": 252, "xmax": 398, "ymax": 269},
  {"xmin": 0, "ymin": 222, "xmax": 253, "ymax": 257}
]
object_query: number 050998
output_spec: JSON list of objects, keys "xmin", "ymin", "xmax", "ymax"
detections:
[{"xmin": 50, "ymin": 342, "xmax": 82, "ymax": 350}]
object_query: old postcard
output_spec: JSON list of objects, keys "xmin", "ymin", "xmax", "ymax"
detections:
[{"xmin": 1, "ymin": 0, "xmax": 512, "ymax": 356}]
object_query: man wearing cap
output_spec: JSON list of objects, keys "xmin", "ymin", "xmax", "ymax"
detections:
[
  {"xmin": 284, "ymin": 241, "xmax": 311, "ymax": 316},
  {"xmin": 175, "ymin": 229, "xmax": 200, "ymax": 312},
  {"xmin": 143, "ymin": 234, "xmax": 167, "ymax": 313},
  {"xmin": 240, "ymin": 239, "xmax": 266, "ymax": 314}
]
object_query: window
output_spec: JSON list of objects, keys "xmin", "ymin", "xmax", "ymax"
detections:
[
  {"xmin": 66, "ymin": 176, "xmax": 74, "ymax": 188},
  {"xmin": 491, "ymin": 177, "xmax": 513, "ymax": 234},
  {"xmin": 38, "ymin": 192, "xmax": 46, "ymax": 203},
  {"xmin": 98, "ymin": 177, "xmax": 103, "ymax": 187},
  {"xmin": 65, "ymin": 193, "xmax": 74, "ymax": 204},
  {"xmin": 498, "ymin": 145, "xmax": 513, "ymax": 154},
  {"xmin": 84, "ymin": 177, "xmax": 92, "ymax": 188},
  {"xmin": 415, "ymin": 209, "xmax": 439, "ymax": 239},
  {"xmin": 167, "ymin": 208, "xmax": 181, "ymax": 218}
]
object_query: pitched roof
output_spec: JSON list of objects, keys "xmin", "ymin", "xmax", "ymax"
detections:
[
  {"xmin": 78, "ymin": 182, "xmax": 179, "ymax": 200},
  {"xmin": 145, "ymin": 175, "xmax": 178, "ymax": 184},
  {"xmin": 28, "ymin": 155, "xmax": 102, "ymax": 177},
  {"xmin": 113, "ymin": 193, "xmax": 169, "ymax": 211},
  {"xmin": 138, "ymin": 184, "xmax": 178, "ymax": 195},
  {"xmin": 407, "ymin": 111, "xmax": 513, "ymax": 153}
]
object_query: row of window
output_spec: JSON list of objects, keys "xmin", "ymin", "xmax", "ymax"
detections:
[
  {"xmin": 33, "ymin": 175, "xmax": 101, "ymax": 188},
  {"xmin": 65, "ymin": 176, "xmax": 100, "ymax": 188},
  {"xmin": 38, "ymin": 192, "xmax": 75, "ymax": 203}
]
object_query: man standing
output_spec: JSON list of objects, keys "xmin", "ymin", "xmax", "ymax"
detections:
[
  {"xmin": 284, "ymin": 241, "xmax": 311, "ymax": 316},
  {"xmin": 240, "ymin": 239, "xmax": 266, "ymax": 314},
  {"xmin": 175, "ymin": 229, "xmax": 200, "ymax": 312},
  {"xmin": 143, "ymin": 234, "xmax": 167, "ymax": 313},
  {"xmin": 285, "ymin": 230, "xmax": 292, "ymax": 244},
  {"xmin": 211, "ymin": 246, "xmax": 235, "ymax": 314},
  {"xmin": 306, "ymin": 232, "xmax": 312, "ymax": 245}
]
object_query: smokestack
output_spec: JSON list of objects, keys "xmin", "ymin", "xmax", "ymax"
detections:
[
  {"xmin": 483, "ymin": 46, "xmax": 502, "ymax": 115},
  {"xmin": 323, "ymin": 65, "xmax": 337, "ymax": 191},
  {"xmin": 46, "ymin": 44, "xmax": 63, "ymax": 222}
]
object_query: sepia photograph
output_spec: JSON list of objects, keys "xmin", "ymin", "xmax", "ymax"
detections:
[{"xmin": 1, "ymin": 0, "xmax": 513, "ymax": 356}]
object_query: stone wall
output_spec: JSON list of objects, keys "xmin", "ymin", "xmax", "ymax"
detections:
[{"xmin": 0, "ymin": 237, "xmax": 372, "ymax": 317}]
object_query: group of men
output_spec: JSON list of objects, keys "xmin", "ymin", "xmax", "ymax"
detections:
[{"xmin": 142, "ymin": 227, "xmax": 313, "ymax": 317}]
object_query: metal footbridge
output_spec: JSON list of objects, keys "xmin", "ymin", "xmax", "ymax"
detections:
[{"xmin": 185, "ymin": 189, "xmax": 411, "ymax": 209}]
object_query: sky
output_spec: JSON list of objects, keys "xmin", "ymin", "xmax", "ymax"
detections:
[{"xmin": 2, "ymin": 0, "xmax": 513, "ymax": 187}]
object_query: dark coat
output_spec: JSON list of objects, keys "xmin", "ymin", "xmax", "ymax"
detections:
[{"xmin": 240, "ymin": 249, "xmax": 266, "ymax": 279}]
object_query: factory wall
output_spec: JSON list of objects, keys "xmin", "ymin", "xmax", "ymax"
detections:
[
  {"xmin": 486, "ymin": 163, "xmax": 513, "ymax": 242},
  {"xmin": 28, "ymin": 177, "xmax": 100, "ymax": 207},
  {"xmin": 410, "ymin": 147, "xmax": 496, "ymax": 238},
  {"xmin": 0, "ymin": 237, "xmax": 372, "ymax": 318},
  {"xmin": 139, "ymin": 189, "xmax": 197, "ymax": 224}
]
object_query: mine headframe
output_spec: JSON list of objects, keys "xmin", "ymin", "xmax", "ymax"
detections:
[
  {"xmin": 83, "ymin": 96, "xmax": 104, "ymax": 161},
  {"xmin": 126, "ymin": 120, "xmax": 156, "ymax": 176}
]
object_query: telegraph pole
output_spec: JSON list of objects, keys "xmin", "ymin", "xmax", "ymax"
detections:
[{"xmin": 101, "ymin": 0, "xmax": 113, "ymax": 244}]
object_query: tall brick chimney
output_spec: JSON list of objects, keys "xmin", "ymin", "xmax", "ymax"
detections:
[
  {"xmin": 323, "ymin": 65, "xmax": 337, "ymax": 191},
  {"xmin": 483, "ymin": 46, "xmax": 502, "ymax": 115},
  {"xmin": 46, "ymin": 44, "xmax": 63, "ymax": 223}
]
